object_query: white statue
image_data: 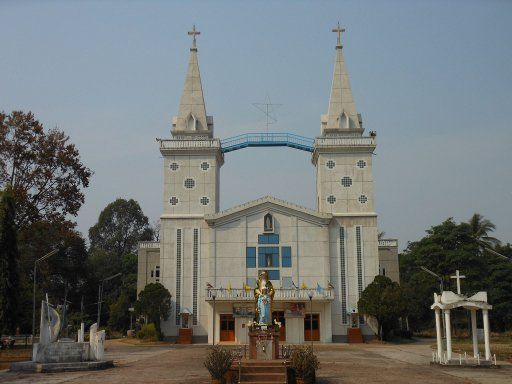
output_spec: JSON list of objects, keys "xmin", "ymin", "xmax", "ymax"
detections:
[{"xmin": 39, "ymin": 300, "xmax": 61, "ymax": 345}]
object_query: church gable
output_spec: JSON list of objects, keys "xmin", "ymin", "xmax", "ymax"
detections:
[{"xmin": 204, "ymin": 195, "xmax": 332, "ymax": 228}]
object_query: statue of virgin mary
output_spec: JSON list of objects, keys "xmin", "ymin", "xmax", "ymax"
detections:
[{"xmin": 254, "ymin": 271, "xmax": 275, "ymax": 325}]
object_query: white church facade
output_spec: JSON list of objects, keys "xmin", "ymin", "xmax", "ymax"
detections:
[{"xmin": 137, "ymin": 25, "xmax": 399, "ymax": 344}]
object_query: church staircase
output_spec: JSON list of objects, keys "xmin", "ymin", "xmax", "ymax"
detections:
[
  {"xmin": 347, "ymin": 327, "xmax": 364, "ymax": 343},
  {"xmin": 238, "ymin": 360, "xmax": 287, "ymax": 384}
]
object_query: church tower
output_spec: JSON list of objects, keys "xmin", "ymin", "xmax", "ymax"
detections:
[
  {"xmin": 158, "ymin": 26, "xmax": 223, "ymax": 337},
  {"xmin": 161, "ymin": 25, "xmax": 223, "ymax": 216},
  {"xmin": 313, "ymin": 24, "xmax": 379, "ymax": 337}
]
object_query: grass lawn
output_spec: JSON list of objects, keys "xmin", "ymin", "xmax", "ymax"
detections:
[{"xmin": 430, "ymin": 335, "xmax": 512, "ymax": 362}]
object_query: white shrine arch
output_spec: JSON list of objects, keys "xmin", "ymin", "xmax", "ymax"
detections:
[{"xmin": 431, "ymin": 283, "xmax": 493, "ymax": 364}]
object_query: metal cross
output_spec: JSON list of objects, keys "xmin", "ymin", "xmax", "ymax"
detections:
[
  {"xmin": 188, "ymin": 25, "xmax": 200, "ymax": 48},
  {"xmin": 450, "ymin": 270, "xmax": 466, "ymax": 295},
  {"xmin": 332, "ymin": 22, "xmax": 345, "ymax": 47}
]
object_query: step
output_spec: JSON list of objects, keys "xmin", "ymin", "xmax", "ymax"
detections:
[
  {"xmin": 241, "ymin": 366, "xmax": 284, "ymax": 373},
  {"xmin": 240, "ymin": 373, "xmax": 286, "ymax": 383}
]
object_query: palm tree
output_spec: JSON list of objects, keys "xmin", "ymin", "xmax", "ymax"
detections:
[{"xmin": 468, "ymin": 213, "xmax": 500, "ymax": 248}]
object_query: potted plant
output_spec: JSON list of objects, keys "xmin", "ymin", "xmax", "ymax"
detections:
[
  {"xmin": 290, "ymin": 346, "xmax": 320, "ymax": 384},
  {"xmin": 204, "ymin": 346, "xmax": 235, "ymax": 384}
]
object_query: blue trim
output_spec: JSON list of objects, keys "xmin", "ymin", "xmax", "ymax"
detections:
[
  {"xmin": 221, "ymin": 133, "xmax": 314, "ymax": 153},
  {"xmin": 246, "ymin": 247, "xmax": 256, "ymax": 268},
  {"xmin": 258, "ymin": 234, "xmax": 279, "ymax": 244},
  {"xmin": 282, "ymin": 246, "xmax": 292, "ymax": 267}
]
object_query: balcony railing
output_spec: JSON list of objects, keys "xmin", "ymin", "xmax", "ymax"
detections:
[
  {"xmin": 205, "ymin": 288, "xmax": 334, "ymax": 301},
  {"xmin": 138, "ymin": 241, "xmax": 160, "ymax": 249}
]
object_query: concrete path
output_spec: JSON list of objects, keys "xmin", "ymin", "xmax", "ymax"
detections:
[{"xmin": 0, "ymin": 339, "xmax": 510, "ymax": 383}]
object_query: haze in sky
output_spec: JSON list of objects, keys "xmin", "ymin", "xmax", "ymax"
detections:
[{"xmin": 1, "ymin": 0, "xmax": 511, "ymax": 249}]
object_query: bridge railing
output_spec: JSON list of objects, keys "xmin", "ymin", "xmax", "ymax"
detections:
[{"xmin": 220, "ymin": 133, "xmax": 314, "ymax": 153}]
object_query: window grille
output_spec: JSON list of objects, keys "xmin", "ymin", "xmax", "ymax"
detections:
[
  {"xmin": 200, "ymin": 162, "xmax": 210, "ymax": 171},
  {"xmin": 327, "ymin": 195, "xmax": 336, "ymax": 204},
  {"xmin": 192, "ymin": 228, "xmax": 199, "ymax": 325},
  {"xmin": 200, "ymin": 196, "xmax": 209, "ymax": 206},
  {"xmin": 357, "ymin": 160, "xmax": 367, "ymax": 169},
  {"xmin": 341, "ymin": 176, "xmax": 352, "ymax": 187},
  {"xmin": 170, "ymin": 162, "xmax": 179, "ymax": 171},
  {"xmin": 326, "ymin": 160, "xmax": 335, "ymax": 169},
  {"xmin": 175, "ymin": 229, "xmax": 182, "ymax": 325},
  {"xmin": 356, "ymin": 226, "xmax": 364, "ymax": 297},
  {"xmin": 184, "ymin": 178, "xmax": 195, "ymax": 189},
  {"xmin": 339, "ymin": 227, "xmax": 348, "ymax": 324},
  {"xmin": 169, "ymin": 196, "xmax": 179, "ymax": 206},
  {"xmin": 358, "ymin": 195, "xmax": 368, "ymax": 204}
]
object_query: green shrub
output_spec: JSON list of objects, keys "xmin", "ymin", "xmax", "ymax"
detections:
[{"xmin": 136, "ymin": 323, "xmax": 158, "ymax": 341}]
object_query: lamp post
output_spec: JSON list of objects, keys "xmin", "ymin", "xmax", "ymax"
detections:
[
  {"xmin": 97, "ymin": 273, "xmax": 122, "ymax": 327},
  {"xmin": 32, "ymin": 249, "xmax": 59, "ymax": 338},
  {"xmin": 308, "ymin": 291, "xmax": 313, "ymax": 348},
  {"xmin": 128, "ymin": 307, "xmax": 135, "ymax": 330},
  {"xmin": 420, "ymin": 266, "xmax": 444, "ymax": 293},
  {"xmin": 212, "ymin": 292, "xmax": 217, "ymax": 345},
  {"xmin": 420, "ymin": 266, "xmax": 445, "ymax": 339}
]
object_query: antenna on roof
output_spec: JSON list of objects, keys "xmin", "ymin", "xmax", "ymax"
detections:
[{"xmin": 252, "ymin": 94, "xmax": 282, "ymax": 133}]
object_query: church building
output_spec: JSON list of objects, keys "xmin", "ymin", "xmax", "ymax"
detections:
[{"xmin": 137, "ymin": 25, "xmax": 399, "ymax": 343}]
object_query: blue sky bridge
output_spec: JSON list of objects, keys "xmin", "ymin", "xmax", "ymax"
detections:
[{"xmin": 220, "ymin": 133, "xmax": 314, "ymax": 154}]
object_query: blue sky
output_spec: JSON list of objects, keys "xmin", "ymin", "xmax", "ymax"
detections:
[{"xmin": 1, "ymin": 0, "xmax": 511, "ymax": 249}]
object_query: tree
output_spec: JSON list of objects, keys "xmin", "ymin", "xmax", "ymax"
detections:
[
  {"xmin": 135, "ymin": 283, "xmax": 172, "ymax": 337},
  {"xmin": 468, "ymin": 213, "xmax": 500, "ymax": 248},
  {"xmin": 89, "ymin": 198, "xmax": 153, "ymax": 261},
  {"xmin": 0, "ymin": 187, "xmax": 20, "ymax": 334},
  {"xmin": 358, "ymin": 275, "xmax": 406, "ymax": 340},
  {"xmin": 400, "ymin": 217, "xmax": 511, "ymax": 332},
  {"xmin": 0, "ymin": 111, "xmax": 92, "ymax": 228}
]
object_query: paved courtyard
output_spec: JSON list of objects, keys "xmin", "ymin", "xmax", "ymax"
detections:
[{"xmin": 0, "ymin": 339, "xmax": 510, "ymax": 384}]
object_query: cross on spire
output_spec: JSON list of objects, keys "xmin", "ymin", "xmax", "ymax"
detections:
[
  {"xmin": 450, "ymin": 270, "xmax": 466, "ymax": 295},
  {"xmin": 332, "ymin": 22, "xmax": 345, "ymax": 48},
  {"xmin": 188, "ymin": 24, "xmax": 200, "ymax": 50}
]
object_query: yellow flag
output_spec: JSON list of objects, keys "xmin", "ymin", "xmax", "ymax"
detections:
[
  {"xmin": 301, "ymin": 281, "xmax": 307, "ymax": 289},
  {"xmin": 244, "ymin": 283, "xmax": 251, "ymax": 293},
  {"xmin": 227, "ymin": 282, "xmax": 232, "ymax": 293}
]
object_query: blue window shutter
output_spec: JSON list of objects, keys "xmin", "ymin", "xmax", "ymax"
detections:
[
  {"xmin": 246, "ymin": 247, "xmax": 256, "ymax": 268},
  {"xmin": 272, "ymin": 253, "xmax": 279, "ymax": 267},
  {"xmin": 258, "ymin": 253, "xmax": 266, "ymax": 267},
  {"xmin": 282, "ymin": 246, "xmax": 292, "ymax": 267},
  {"xmin": 268, "ymin": 270, "xmax": 280, "ymax": 280}
]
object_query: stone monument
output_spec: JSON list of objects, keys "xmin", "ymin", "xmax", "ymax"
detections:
[
  {"xmin": 248, "ymin": 271, "xmax": 280, "ymax": 360},
  {"xmin": 11, "ymin": 299, "xmax": 113, "ymax": 372}
]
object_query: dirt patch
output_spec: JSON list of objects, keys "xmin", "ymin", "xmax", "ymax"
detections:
[{"xmin": 0, "ymin": 349, "xmax": 31, "ymax": 370}]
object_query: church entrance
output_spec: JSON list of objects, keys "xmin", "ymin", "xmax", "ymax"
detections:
[
  {"xmin": 273, "ymin": 311, "xmax": 286, "ymax": 342},
  {"xmin": 220, "ymin": 314, "xmax": 235, "ymax": 342},
  {"xmin": 304, "ymin": 313, "xmax": 320, "ymax": 341}
]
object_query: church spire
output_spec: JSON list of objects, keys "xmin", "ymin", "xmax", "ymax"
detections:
[
  {"xmin": 321, "ymin": 23, "xmax": 362, "ymax": 136},
  {"xmin": 172, "ymin": 25, "xmax": 213, "ymax": 138}
]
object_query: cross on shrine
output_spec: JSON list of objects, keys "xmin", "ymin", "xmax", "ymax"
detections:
[
  {"xmin": 188, "ymin": 25, "xmax": 200, "ymax": 48},
  {"xmin": 332, "ymin": 22, "xmax": 345, "ymax": 47},
  {"xmin": 450, "ymin": 270, "xmax": 466, "ymax": 295}
]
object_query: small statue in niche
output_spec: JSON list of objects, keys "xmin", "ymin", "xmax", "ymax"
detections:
[
  {"xmin": 264, "ymin": 213, "xmax": 273, "ymax": 232},
  {"xmin": 254, "ymin": 271, "xmax": 275, "ymax": 325}
]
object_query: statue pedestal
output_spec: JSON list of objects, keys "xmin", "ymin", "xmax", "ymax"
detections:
[{"xmin": 249, "ymin": 331, "xmax": 280, "ymax": 360}]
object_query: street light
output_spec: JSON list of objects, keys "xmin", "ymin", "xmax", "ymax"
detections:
[
  {"xmin": 32, "ymin": 249, "xmax": 59, "ymax": 337},
  {"xmin": 308, "ymin": 291, "xmax": 313, "ymax": 348},
  {"xmin": 420, "ymin": 266, "xmax": 444, "ymax": 293},
  {"xmin": 420, "ymin": 266, "xmax": 445, "ymax": 339},
  {"xmin": 97, "ymin": 273, "xmax": 122, "ymax": 327},
  {"xmin": 212, "ymin": 292, "xmax": 217, "ymax": 345}
]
